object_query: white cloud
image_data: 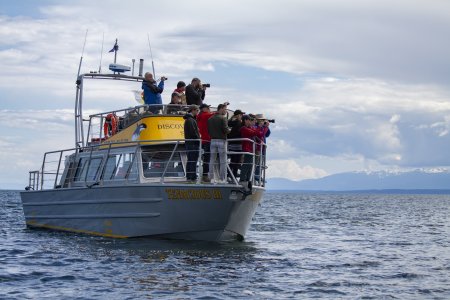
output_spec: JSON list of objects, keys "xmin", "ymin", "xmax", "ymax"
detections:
[
  {"xmin": 1, "ymin": 0, "xmax": 450, "ymax": 188},
  {"xmin": 267, "ymin": 160, "xmax": 328, "ymax": 181}
]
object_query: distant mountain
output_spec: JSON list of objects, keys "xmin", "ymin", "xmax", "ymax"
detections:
[{"xmin": 266, "ymin": 170, "xmax": 450, "ymax": 191}]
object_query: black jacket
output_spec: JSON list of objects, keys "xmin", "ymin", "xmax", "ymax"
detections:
[
  {"xmin": 185, "ymin": 84, "xmax": 205, "ymax": 105},
  {"xmin": 183, "ymin": 113, "xmax": 200, "ymax": 140},
  {"xmin": 228, "ymin": 118, "xmax": 243, "ymax": 143}
]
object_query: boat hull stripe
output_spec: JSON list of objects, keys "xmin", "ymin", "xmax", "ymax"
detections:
[
  {"xmin": 25, "ymin": 213, "xmax": 160, "ymax": 219},
  {"xmin": 22, "ymin": 198, "xmax": 163, "ymax": 206}
]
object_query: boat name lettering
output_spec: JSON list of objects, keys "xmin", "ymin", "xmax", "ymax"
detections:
[
  {"xmin": 158, "ymin": 124, "xmax": 183, "ymax": 130},
  {"xmin": 165, "ymin": 188, "xmax": 222, "ymax": 200}
]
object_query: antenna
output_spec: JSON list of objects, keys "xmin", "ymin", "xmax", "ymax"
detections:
[
  {"xmin": 77, "ymin": 29, "xmax": 88, "ymax": 77},
  {"xmin": 147, "ymin": 33, "xmax": 156, "ymax": 77},
  {"xmin": 98, "ymin": 32, "xmax": 104, "ymax": 73}
]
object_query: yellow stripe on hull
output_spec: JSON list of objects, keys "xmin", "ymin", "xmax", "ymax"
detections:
[{"xmin": 26, "ymin": 220, "xmax": 128, "ymax": 239}]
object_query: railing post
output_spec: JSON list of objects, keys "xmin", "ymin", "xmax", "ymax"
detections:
[
  {"xmin": 196, "ymin": 139, "xmax": 202, "ymax": 184},
  {"xmin": 83, "ymin": 145, "xmax": 95, "ymax": 186},
  {"xmin": 53, "ymin": 150, "xmax": 64, "ymax": 188},
  {"xmin": 125, "ymin": 144, "xmax": 140, "ymax": 183},
  {"xmin": 160, "ymin": 141, "xmax": 179, "ymax": 183},
  {"xmin": 40, "ymin": 153, "xmax": 47, "ymax": 190},
  {"xmin": 97, "ymin": 142, "xmax": 113, "ymax": 186}
]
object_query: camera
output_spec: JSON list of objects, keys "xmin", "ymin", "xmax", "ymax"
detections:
[
  {"xmin": 202, "ymin": 83, "xmax": 210, "ymax": 88},
  {"xmin": 267, "ymin": 119, "xmax": 275, "ymax": 123},
  {"xmin": 161, "ymin": 76, "xmax": 168, "ymax": 81}
]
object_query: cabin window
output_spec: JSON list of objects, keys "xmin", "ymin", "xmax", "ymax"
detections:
[
  {"xmin": 73, "ymin": 157, "xmax": 102, "ymax": 182},
  {"xmin": 102, "ymin": 153, "xmax": 137, "ymax": 181},
  {"xmin": 142, "ymin": 146, "xmax": 185, "ymax": 178}
]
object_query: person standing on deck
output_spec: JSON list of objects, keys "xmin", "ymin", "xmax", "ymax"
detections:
[
  {"xmin": 183, "ymin": 105, "xmax": 201, "ymax": 181},
  {"xmin": 185, "ymin": 77, "xmax": 206, "ymax": 105},
  {"xmin": 142, "ymin": 72, "xmax": 165, "ymax": 113},
  {"xmin": 253, "ymin": 114, "xmax": 271, "ymax": 183},
  {"xmin": 196, "ymin": 103, "xmax": 215, "ymax": 182},
  {"xmin": 207, "ymin": 103, "xmax": 231, "ymax": 183},
  {"xmin": 227, "ymin": 109, "xmax": 245, "ymax": 180},
  {"xmin": 239, "ymin": 115, "xmax": 263, "ymax": 183},
  {"xmin": 174, "ymin": 81, "xmax": 187, "ymax": 105}
]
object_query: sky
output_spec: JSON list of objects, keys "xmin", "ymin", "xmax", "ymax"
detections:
[{"xmin": 1, "ymin": 0, "xmax": 450, "ymax": 189}]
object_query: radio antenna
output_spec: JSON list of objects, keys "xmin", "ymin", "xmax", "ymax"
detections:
[
  {"xmin": 77, "ymin": 29, "xmax": 88, "ymax": 77},
  {"xmin": 98, "ymin": 32, "xmax": 104, "ymax": 73},
  {"xmin": 147, "ymin": 33, "xmax": 156, "ymax": 78}
]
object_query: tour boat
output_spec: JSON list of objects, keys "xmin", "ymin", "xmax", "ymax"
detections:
[{"xmin": 20, "ymin": 59, "xmax": 267, "ymax": 241}]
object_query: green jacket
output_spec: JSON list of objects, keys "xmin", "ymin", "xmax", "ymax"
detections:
[{"xmin": 207, "ymin": 113, "xmax": 231, "ymax": 139}]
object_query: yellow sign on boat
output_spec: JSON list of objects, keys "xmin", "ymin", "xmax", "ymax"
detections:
[{"xmin": 102, "ymin": 115, "xmax": 185, "ymax": 147}]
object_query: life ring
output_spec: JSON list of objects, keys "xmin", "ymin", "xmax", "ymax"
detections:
[{"xmin": 103, "ymin": 113, "xmax": 118, "ymax": 137}]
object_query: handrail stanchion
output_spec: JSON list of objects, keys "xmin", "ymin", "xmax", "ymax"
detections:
[
  {"xmin": 226, "ymin": 138, "xmax": 239, "ymax": 185},
  {"xmin": 83, "ymin": 144, "xmax": 95, "ymax": 186},
  {"xmin": 250, "ymin": 140, "xmax": 256, "ymax": 185},
  {"xmin": 53, "ymin": 150, "xmax": 64, "ymax": 188},
  {"xmin": 125, "ymin": 144, "xmax": 140, "ymax": 183},
  {"xmin": 196, "ymin": 139, "xmax": 203, "ymax": 184},
  {"xmin": 258, "ymin": 142, "xmax": 263, "ymax": 186},
  {"xmin": 160, "ymin": 141, "xmax": 179, "ymax": 183},
  {"xmin": 97, "ymin": 142, "xmax": 113, "ymax": 186},
  {"xmin": 40, "ymin": 153, "xmax": 47, "ymax": 190}
]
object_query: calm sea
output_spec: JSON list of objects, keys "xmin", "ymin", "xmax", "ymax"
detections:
[{"xmin": 1, "ymin": 190, "xmax": 450, "ymax": 299}]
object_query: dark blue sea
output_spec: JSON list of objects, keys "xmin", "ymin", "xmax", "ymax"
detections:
[{"xmin": 1, "ymin": 190, "xmax": 450, "ymax": 299}]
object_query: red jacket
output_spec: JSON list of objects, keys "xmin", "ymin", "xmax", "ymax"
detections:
[
  {"xmin": 240, "ymin": 126, "xmax": 263, "ymax": 153},
  {"xmin": 196, "ymin": 111, "xmax": 215, "ymax": 143}
]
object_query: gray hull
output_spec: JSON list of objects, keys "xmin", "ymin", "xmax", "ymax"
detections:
[{"xmin": 20, "ymin": 184, "xmax": 264, "ymax": 241}]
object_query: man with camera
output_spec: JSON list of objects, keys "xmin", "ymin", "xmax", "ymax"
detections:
[
  {"xmin": 142, "ymin": 72, "xmax": 166, "ymax": 113},
  {"xmin": 185, "ymin": 77, "xmax": 208, "ymax": 105}
]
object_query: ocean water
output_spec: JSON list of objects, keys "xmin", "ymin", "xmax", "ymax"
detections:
[{"xmin": 1, "ymin": 190, "xmax": 450, "ymax": 299}]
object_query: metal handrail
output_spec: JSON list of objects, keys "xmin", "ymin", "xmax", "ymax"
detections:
[
  {"xmin": 28, "ymin": 137, "xmax": 267, "ymax": 190},
  {"xmin": 160, "ymin": 141, "xmax": 180, "ymax": 183}
]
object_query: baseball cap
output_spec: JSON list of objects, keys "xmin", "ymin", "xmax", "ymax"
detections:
[{"xmin": 233, "ymin": 109, "xmax": 245, "ymax": 116}]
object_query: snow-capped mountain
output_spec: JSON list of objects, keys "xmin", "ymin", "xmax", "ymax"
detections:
[{"xmin": 266, "ymin": 169, "xmax": 450, "ymax": 191}]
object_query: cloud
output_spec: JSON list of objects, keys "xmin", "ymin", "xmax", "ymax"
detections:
[
  {"xmin": 267, "ymin": 159, "xmax": 328, "ymax": 181},
  {"xmin": 1, "ymin": 0, "xmax": 450, "ymax": 189}
]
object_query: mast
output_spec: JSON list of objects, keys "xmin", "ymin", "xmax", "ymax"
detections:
[{"xmin": 75, "ymin": 30, "xmax": 88, "ymax": 149}]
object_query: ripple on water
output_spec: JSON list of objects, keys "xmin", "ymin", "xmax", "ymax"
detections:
[{"xmin": 1, "ymin": 191, "xmax": 450, "ymax": 298}]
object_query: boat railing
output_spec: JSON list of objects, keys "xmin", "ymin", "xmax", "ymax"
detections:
[
  {"xmin": 26, "ymin": 138, "xmax": 267, "ymax": 191},
  {"xmin": 86, "ymin": 104, "xmax": 195, "ymax": 145},
  {"xmin": 85, "ymin": 104, "xmax": 233, "ymax": 146}
]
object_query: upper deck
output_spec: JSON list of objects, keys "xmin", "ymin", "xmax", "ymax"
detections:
[{"xmin": 26, "ymin": 72, "xmax": 268, "ymax": 192}]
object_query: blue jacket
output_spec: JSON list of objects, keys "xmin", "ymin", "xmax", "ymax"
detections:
[{"xmin": 142, "ymin": 80, "xmax": 164, "ymax": 105}]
